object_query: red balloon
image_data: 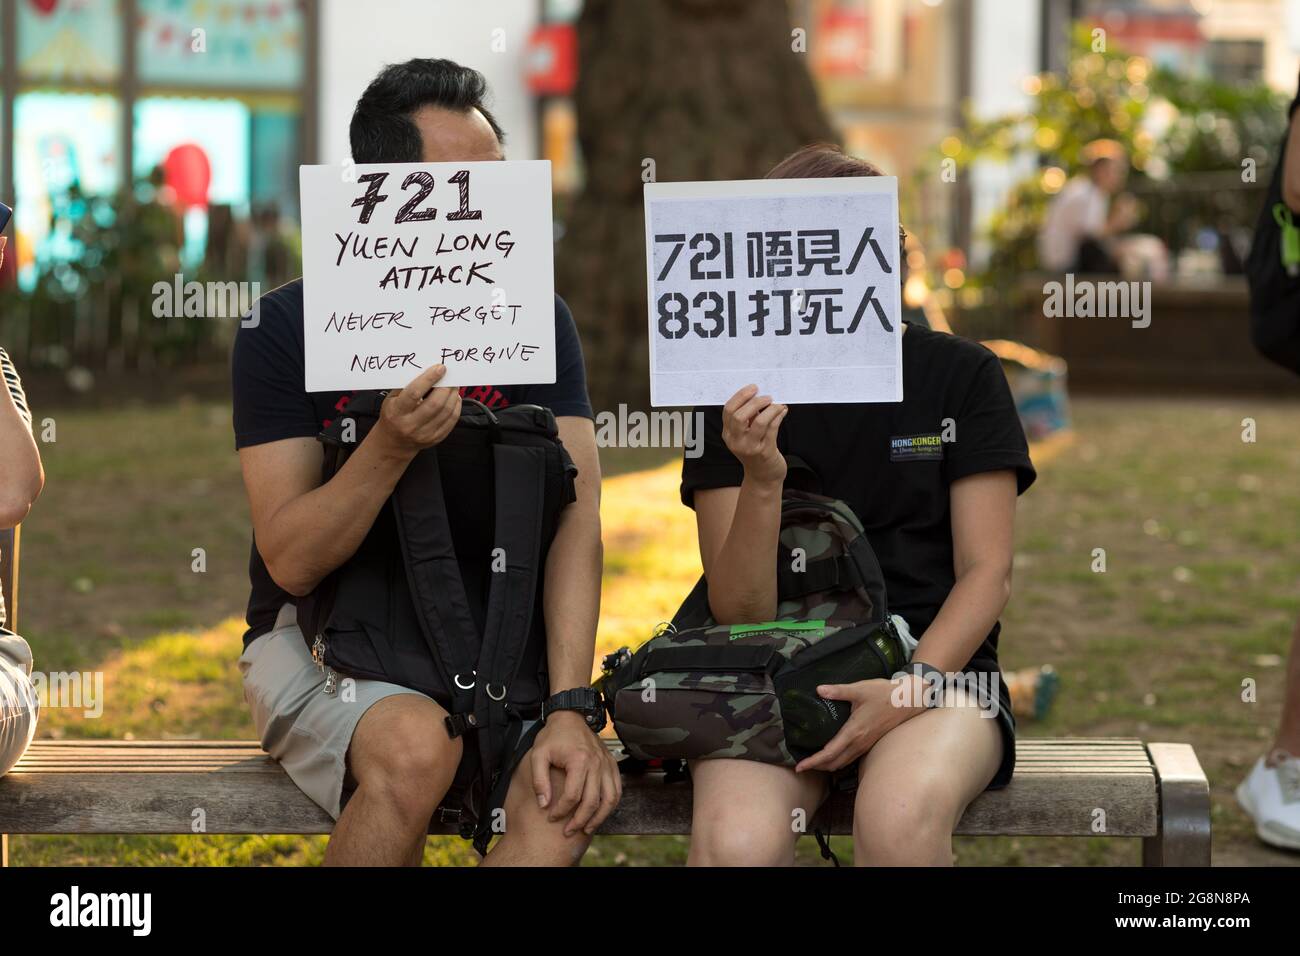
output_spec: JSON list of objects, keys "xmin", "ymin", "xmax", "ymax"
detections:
[{"xmin": 162, "ymin": 143, "xmax": 212, "ymax": 210}]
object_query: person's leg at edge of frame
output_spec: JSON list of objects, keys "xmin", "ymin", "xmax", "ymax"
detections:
[
  {"xmin": 326, "ymin": 694, "xmax": 463, "ymax": 867},
  {"xmin": 1273, "ymin": 619, "xmax": 1300, "ymax": 760},
  {"xmin": 1236, "ymin": 612, "xmax": 1300, "ymax": 851},
  {"xmin": 686, "ymin": 758, "xmax": 829, "ymax": 866},
  {"xmin": 853, "ymin": 686, "xmax": 1002, "ymax": 867}
]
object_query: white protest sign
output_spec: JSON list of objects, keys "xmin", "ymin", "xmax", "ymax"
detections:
[
  {"xmin": 299, "ymin": 160, "xmax": 555, "ymax": 392},
  {"xmin": 644, "ymin": 176, "xmax": 903, "ymax": 407}
]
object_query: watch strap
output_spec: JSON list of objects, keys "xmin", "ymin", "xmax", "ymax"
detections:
[
  {"xmin": 543, "ymin": 687, "xmax": 600, "ymax": 718},
  {"xmin": 893, "ymin": 661, "xmax": 947, "ymax": 709}
]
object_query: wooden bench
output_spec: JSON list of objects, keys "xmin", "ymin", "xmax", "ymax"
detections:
[
  {"xmin": 1, "ymin": 737, "xmax": 1210, "ymax": 865},
  {"xmin": 0, "ymin": 525, "xmax": 1212, "ymax": 866}
]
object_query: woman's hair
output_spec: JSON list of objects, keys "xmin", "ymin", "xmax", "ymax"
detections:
[
  {"xmin": 764, "ymin": 144, "xmax": 908, "ymax": 265},
  {"xmin": 765, "ymin": 143, "xmax": 888, "ymax": 181}
]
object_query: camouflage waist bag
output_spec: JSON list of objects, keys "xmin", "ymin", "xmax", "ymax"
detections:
[
  {"xmin": 598, "ymin": 462, "xmax": 906, "ymax": 765},
  {"xmin": 598, "ymin": 617, "xmax": 906, "ymax": 765}
]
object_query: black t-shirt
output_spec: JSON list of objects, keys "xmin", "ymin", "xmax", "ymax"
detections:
[
  {"xmin": 679, "ymin": 323, "xmax": 1036, "ymax": 668},
  {"xmin": 231, "ymin": 278, "xmax": 593, "ymax": 645}
]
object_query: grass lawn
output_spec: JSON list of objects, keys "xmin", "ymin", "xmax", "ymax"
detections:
[{"xmin": 5, "ymin": 393, "xmax": 1300, "ymax": 866}]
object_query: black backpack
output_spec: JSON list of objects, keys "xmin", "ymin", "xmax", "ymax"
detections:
[
  {"xmin": 1246, "ymin": 112, "xmax": 1300, "ymax": 376},
  {"xmin": 297, "ymin": 392, "xmax": 577, "ymax": 853}
]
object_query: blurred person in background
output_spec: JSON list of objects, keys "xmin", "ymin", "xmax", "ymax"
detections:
[
  {"xmin": 0, "ymin": 234, "xmax": 45, "ymax": 777},
  {"xmin": 1037, "ymin": 138, "xmax": 1139, "ymax": 274}
]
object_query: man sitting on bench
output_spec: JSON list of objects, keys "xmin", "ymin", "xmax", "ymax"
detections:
[{"xmin": 231, "ymin": 59, "xmax": 617, "ymax": 866}]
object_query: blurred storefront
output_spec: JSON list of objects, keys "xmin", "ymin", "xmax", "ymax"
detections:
[{"xmin": 2, "ymin": 0, "xmax": 316, "ymax": 290}]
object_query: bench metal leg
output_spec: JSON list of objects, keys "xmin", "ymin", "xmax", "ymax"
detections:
[{"xmin": 1142, "ymin": 742, "xmax": 1211, "ymax": 866}]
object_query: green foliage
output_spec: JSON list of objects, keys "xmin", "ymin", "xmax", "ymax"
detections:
[
  {"xmin": 917, "ymin": 23, "xmax": 1288, "ymax": 307},
  {"xmin": 0, "ymin": 173, "xmax": 296, "ymax": 373},
  {"xmin": 1, "ymin": 179, "xmax": 199, "ymax": 371}
]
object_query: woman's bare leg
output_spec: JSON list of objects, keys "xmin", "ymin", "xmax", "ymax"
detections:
[
  {"xmin": 853, "ymin": 687, "xmax": 1003, "ymax": 866},
  {"xmin": 688, "ymin": 758, "xmax": 828, "ymax": 866}
]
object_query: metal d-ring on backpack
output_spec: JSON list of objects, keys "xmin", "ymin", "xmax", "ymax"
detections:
[
  {"xmin": 296, "ymin": 392, "xmax": 577, "ymax": 855},
  {"xmin": 597, "ymin": 457, "xmax": 908, "ymax": 769}
]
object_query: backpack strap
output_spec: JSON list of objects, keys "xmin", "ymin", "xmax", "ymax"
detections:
[
  {"xmin": 468, "ymin": 435, "xmax": 556, "ymax": 854},
  {"xmin": 844, "ymin": 533, "xmax": 889, "ymax": 624},
  {"xmin": 390, "ymin": 450, "xmax": 482, "ymax": 719},
  {"xmin": 475, "ymin": 441, "xmax": 549, "ymax": 707},
  {"xmin": 776, "ymin": 553, "xmax": 865, "ymax": 599}
]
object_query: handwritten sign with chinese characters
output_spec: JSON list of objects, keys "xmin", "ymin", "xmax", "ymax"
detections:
[
  {"xmin": 643, "ymin": 176, "xmax": 903, "ymax": 406},
  {"xmin": 299, "ymin": 161, "xmax": 555, "ymax": 392}
]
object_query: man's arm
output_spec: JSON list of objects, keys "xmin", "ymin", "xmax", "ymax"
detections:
[
  {"xmin": 529, "ymin": 414, "xmax": 621, "ymax": 836},
  {"xmin": 540, "ymin": 415, "xmax": 603, "ymax": 694},
  {"xmin": 239, "ymin": 364, "xmax": 461, "ymax": 597},
  {"xmin": 0, "ymin": 356, "xmax": 42, "ymax": 527},
  {"xmin": 794, "ymin": 469, "xmax": 1018, "ymax": 774}
]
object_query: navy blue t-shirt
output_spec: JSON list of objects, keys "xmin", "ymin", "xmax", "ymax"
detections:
[{"xmin": 231, "ymin": 278, "xmax": 593, "ymax": 644}]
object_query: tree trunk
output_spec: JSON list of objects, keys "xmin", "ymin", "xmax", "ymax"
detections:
[{"xmin": 557, "ymin": 0, "xmax": 837, "ymax": 411}]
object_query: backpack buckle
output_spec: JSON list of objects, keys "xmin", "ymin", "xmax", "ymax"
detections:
[{"xmin": 444, "ymin": 713, "xmax": 478, "ymax": 739}]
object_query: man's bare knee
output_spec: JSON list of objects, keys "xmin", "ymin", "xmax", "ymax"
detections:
[
  {"xmin": 349, "ymin": 696, "xmax": 462, "ymax": 821},
  {"xmin": 482, "ymin": 755, "xmax": 590, "ymax": 866}
]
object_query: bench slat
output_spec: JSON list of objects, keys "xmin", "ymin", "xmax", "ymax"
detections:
[{"xmin": 0, "ymin": 738, "xmax": 1159, "ymax": 838}]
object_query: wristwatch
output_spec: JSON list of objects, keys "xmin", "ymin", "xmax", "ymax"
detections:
[{"xmin": 541, "ymin": 687, "xmax": 607, "ymax": 733}]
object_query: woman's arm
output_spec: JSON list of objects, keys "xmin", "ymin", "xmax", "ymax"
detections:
[
  {"xmin": 909, "ymin": 469, "xmax": 1018, "ymax": 673},
  {"xmin": 693, "ymin": 385, "xmax": 788, "ymax": 624},
  {"xmin": 0, "ymin": 350, "xmax": 44, "ymax": 527},
  {"xmin": 794, "ymin": 468, "xmax": 1019, "ymax": 774}
]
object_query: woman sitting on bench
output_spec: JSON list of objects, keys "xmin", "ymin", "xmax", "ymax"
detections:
[
  {"xmin": 1, "ymin": 235, "xmax": 45, "ymax": 778},
  {"xmin": 679, "ymin": 145, "xmax": 1036, "ymax": 866}
]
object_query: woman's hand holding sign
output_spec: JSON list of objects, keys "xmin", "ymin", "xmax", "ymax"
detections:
[
  {"xmin": 374, "ymin": 363, "xmax": 463, "ymax": 458},
  {"xmin": 720, "ymin": 384, "xmax": 788, "ymax": 486}
]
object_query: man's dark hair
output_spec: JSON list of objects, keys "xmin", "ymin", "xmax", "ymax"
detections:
[{"xmin": 349, "ymin": 58, "xmax": 505, "ymax": 164}]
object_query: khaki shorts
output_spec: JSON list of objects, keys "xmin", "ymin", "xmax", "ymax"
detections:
[{"xmin": 238, "ymin": 604, "xmax": 429, "ymax": 819}]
